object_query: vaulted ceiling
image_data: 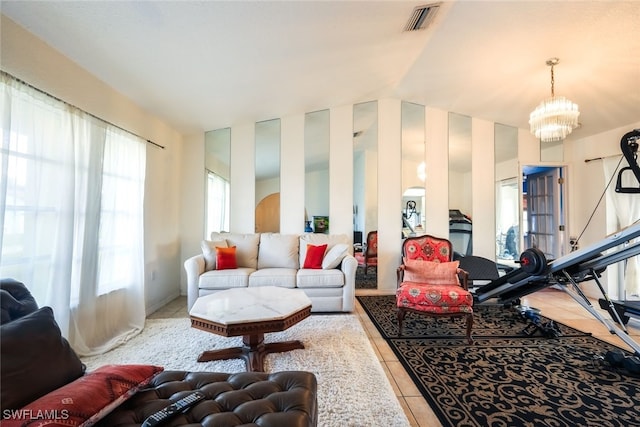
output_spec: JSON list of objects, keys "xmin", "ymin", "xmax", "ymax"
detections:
[{"xmin": 2, "ymin": 1, "xmax": 639, "ymax": 140}]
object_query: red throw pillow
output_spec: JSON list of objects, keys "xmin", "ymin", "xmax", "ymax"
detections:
[
  {"xmin": 216, "ymin": 246, "xmax": 238, "ymax": 270},
  {"xmin": 303, "ymin": 244, "xmax": 327, "ymax": 269},
  {"xmin": 2, "ymin": 364, "xmax": 163, "ymax": 427},
  {"xmin": 403, "ymin": 259, "xmax": 461, "ymax": 285}
]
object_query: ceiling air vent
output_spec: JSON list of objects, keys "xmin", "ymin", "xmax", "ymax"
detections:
[{"xmin": 404, "ymin": 3, "xmax": 441, "ymax": 32}]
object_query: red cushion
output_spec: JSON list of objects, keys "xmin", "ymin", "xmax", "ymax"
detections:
[
  {"xmin": 403, "ymin": 259, "xmax": 460, "ymax": 285},
  {"xmin": 3, "ymin": 364, "xmax": 163, "ymax": 427},
  {"xmin": 216, "ymin": 246, "xmax": 238, "ymax": 270},
  {"xmin": 396, "ymin": 283, "xmax": 473, "ymax": 314},
  {"xmin": 303, "ymin": 244, "xmax": 327, "ymax": 269}
]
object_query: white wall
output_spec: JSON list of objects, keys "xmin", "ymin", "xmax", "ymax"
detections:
[
  {"xmin": 424, "ymin": 107, "xmax": 450, "ymax": 236},
  {"xmin": 377, "ymin": 99, "xmax": 402, "ymax": 291},
  {"xmin": 281, "ymin": 114, "xmax": 305, "ymax": 234},
  {"xmin": 471, "ymin": 118, "xmax": 495, "ymax": 259},
  {"xmin": 1, "ymin": 15, "xmax": 185, "ymax": 314}
]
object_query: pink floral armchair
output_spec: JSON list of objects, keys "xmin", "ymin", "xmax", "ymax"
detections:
[{"xmin": 396, "ymin": 234, "xmax": 474, "ymax": 344}]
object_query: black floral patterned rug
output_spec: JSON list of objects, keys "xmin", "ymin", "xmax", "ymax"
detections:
[
  {"xmin": 357, "ymin": 295, "xmax": 588, "ymax": 340},
  {"xmin": 355, "ymin": 266, "xmax": 377, "ymax": 289},
  {"xmin": 358, "ymin": 295, "xmax": 640, "ymax": 427}
]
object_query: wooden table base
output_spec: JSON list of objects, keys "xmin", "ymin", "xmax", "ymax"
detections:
[{"xmin": 197, "ymin": 332, "xmax": 304, "ymax": 372}]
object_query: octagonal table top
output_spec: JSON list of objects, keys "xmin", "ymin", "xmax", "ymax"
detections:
[{"xmin": 189, "ymin": 286, "xmax": 312, "ymax": 326}]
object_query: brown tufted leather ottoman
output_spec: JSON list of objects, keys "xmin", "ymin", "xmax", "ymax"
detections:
[{"xmin": 96, "ymin": 370, "xmax": 318, "ymax": 427}]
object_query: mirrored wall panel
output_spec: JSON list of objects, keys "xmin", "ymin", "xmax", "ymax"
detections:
[
  {"xmin": 353, "ymin": 101, "xmax": 378, "ymax": 276},
  {"xmin": 494, "ymin": 123, "xmax": 519, "ymax": 265},
  {"xmin": 204, "ymin": 128, "xmax": 231, "ymax": 238},
  {"xmin": 255, "ymin": 119, "xmax": 281, "ymax": 232},
  {"xmin": 401, "ymin": 101, "xmax": 425, "ymax": 237},
  {"xmin": 448, "ymin": 113, "xmax": 472, "ymax": 257},
  {"xmin": 304, "ymin": 110, "xmax": 330, "ymax": 233}
]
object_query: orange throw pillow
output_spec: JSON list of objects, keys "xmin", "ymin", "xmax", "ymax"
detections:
[
  {"xmin": 403, "ymin": 259, "xmax": 460, "ymax": 285},
  {"xmin": 303, "ymin": 244, "xmax": 327, "ymax": 269},
  {"xmin": 216, "ymin": 246, "xmax": 238, "ymax": 270}
]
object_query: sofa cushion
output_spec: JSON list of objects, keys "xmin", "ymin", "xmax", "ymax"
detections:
[
  {"xmin": 249, "ymin": 268, "xmax": 297, "ymax": 288},
  {"xmin": 322, "ymin": 243, "xmax": 349, "ymax": 269},
  {"xmin": 299, "ymin": 233, "xmax": 350, "ymax": 267},
  {"xmin": 201, "ymin": 239, "xmax": 228, "ymax": 271},
  {"xmin": 199, "ymin": 268, "xmax": 254, "ymax": 289},
  {"xmin": 297, "ymin": 268, "xmax": 345, "ymax": 288},
  {"xmin": 258, "ymin": 233, "xmax": 300, "ymax": 269},
  {"xmin": 1, "ymin": 306, "xmax": 86, "ymax": 411},
  {"xmin": 211, "ymin": 232, "xmax": 260, "ymax": 269},
  {"xmin": 303, "ymin": 243, "xmax": 328, "ymax": 269},
  {"xmin": 3, "ymin": 365, "xmax": 163, "ymax": 427},
  {"xmin": 216, "ymin": 246, "xmax": 238, "ymax": 270}
]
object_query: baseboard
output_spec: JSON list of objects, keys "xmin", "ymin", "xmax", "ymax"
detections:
[{"xmin": 145, "ymin": 291, "xmax": 181, "ymax": 316}]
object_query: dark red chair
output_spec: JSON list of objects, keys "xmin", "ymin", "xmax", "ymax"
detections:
[{"xmin": 362, "ymin": 230, "xmax": 378, "ymax": 277}]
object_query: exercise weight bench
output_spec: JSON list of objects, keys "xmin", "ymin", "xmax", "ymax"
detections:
[{"xmin": 475, "ymin": 222, "xmax": 640, "ymax": 356}]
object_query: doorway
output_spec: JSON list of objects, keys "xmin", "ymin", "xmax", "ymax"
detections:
[{"xmin": 522, "ymin": 165, "xmax": 568, "ymax": 261}]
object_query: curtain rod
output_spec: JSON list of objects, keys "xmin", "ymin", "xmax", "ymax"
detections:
[
  {"xmin": 2, "ymin": 70, "xmax": 165, "ymax": 150},
  {"xmin": 584, "ymin": 153, "xmax": 622, "ymax": 163}
]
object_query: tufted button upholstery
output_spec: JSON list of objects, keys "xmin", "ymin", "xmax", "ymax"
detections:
[{"xmin": 97, "ymin": 370, "xmax": 318, "ymax": 427}]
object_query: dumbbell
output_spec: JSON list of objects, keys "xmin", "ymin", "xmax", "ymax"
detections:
[
  {"xmin": 519, "ymin": 248, "xmax": 547, "ymax": 276},
  {"xmin": 604, "ymin": 349, "xmax": 626, "ymax": 367},
  {"xmin": 622, "ymin": 355, "xmax": 640, "ymax": 374},
  {"xmin": 604, "ymin": 349, "xmax": 640, "ymax": 374}
]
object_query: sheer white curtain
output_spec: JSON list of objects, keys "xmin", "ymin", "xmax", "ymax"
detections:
[
  {"xmin": 0, "ymin": 72, "xmax": 146, "ymax": 355},
  {"xmin": 603, "ymin": 156, "xmax": 640, "ymax": 297}
]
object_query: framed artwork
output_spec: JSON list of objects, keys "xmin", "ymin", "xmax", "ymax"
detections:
[{"xmin": 313, "ymin": 216, "xmax": 329, "ymax": 234}]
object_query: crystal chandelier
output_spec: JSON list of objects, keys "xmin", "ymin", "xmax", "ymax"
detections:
[{"xmin": 529, "ymin": 58, "xmax": 580, "ymax": 143}]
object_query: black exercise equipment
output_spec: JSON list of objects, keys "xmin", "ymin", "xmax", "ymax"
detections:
[
  {"xmin": 475, "ymin": 221, "xmax": 640, "ymax": 356},
  {"xmin": 516, "ymin": 305, "xmax": 562, "ymax": 338},
  {"xmin": 598, "ymin": 299, "xmax": 640, "ymax": 326},
  {"xmin": 604, "ymin": 349, "xmax": 626, "ymax": 367},
  {"xmin": 615, "ymin": 129, "xmax": 640, "ymax": 194},
  {"xmin": 600, "ymin": 349, "xmax": 640, "ymax": 377},
  {"xmin": 449, "ymin": 209, "xmax": 472, "ymax": 257}
]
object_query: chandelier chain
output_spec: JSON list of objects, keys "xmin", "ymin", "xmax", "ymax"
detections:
[{"xmin": 550, "ymin": 64, "xmax": 555, "ymax": 97}]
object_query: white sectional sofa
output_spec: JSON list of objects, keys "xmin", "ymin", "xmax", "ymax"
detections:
[{"xmin": 184, "ymin": 232, "xmax": 356, "ymax": 312}]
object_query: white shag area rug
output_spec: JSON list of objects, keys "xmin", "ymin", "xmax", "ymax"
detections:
[{"xmin": 81, "ymin": 314, "xmax": 410, "ymax": 427}]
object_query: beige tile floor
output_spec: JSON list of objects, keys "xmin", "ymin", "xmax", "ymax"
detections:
[{"xmin": 149, "ymin": 289, "xmax": 640, "ymax": 427}]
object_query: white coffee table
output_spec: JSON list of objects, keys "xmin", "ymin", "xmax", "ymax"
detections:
[{"xmin": 189, "ymin": 286, "xmax": 312, "ymax": 372}]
